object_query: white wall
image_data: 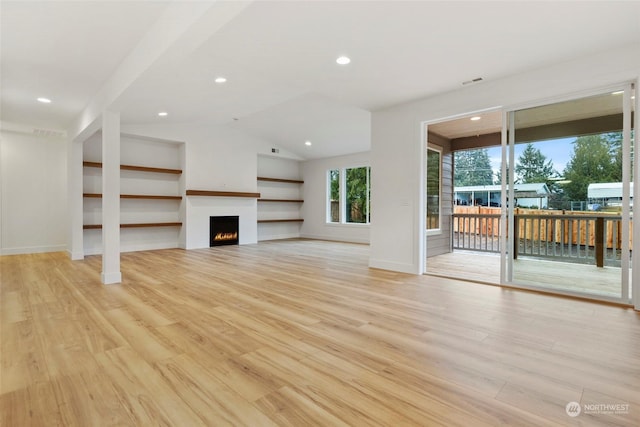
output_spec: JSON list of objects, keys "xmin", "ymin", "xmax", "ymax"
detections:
[
  {"xmin": 301, "ymin": 151, "xmax": 370, "ymax": 244},
  {"xmin": 371, "ymin": 43, "xmax": 640, "ymax": 274},
  {"xmin": 122, "ymin": 123, "xmax": 300, "ymax": 249},
  {"xmin": 0, "ymin": 129, "xmax": 68, "ymax": 254}
]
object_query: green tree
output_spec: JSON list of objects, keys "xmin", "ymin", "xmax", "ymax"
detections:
[
  {"xmin": 329, "ymin": 169, "xmax": 340, "ymax": 222},
  {"xmin": 604, "ymin": 131, "xmax": 623, "ymax": 179},
  {"xmin": 515, "ymin": 143, "xmax": 556, "ymax": 184},
  {"xmin": 345, "ymin": 167, "xmax": 370, "ymax": 223},
  {"xmin": 454, "ymin": 148, "xmax": 493, "ymax": 186},
  {"xmin": 494, "ymin": 167, "xmax": 509, "ymax": 185},
  {"xmin": 330, "ymin": 169, "xmax": 339, "ymax": 201},
  {"xmin": 563, "ymin": 134, "xmax": 621, "ymax": 202}
]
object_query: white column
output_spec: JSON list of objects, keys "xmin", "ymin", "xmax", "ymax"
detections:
[
  {"xmin": 68, "ymin": 138, "xmax": 84, "ymax": 260},
  {"xmin": 101, "ymin": 111, "xmax": 121, "ymax": 284},
  {"xmin": 633, "ymin": 78, "xmax": 640, "ymax": 311}
]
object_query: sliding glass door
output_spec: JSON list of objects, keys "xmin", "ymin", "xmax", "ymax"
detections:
[{"xmin": 505, "ymin": 86, "xmax": 635, "ymax": 303}]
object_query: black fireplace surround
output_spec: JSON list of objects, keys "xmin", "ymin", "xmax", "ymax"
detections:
[{"xmin": 210, "ymin": 216, "xmax": 239, "ymax": 246}]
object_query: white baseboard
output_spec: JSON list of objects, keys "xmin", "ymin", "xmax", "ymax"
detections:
[
  {"xmin": 258, "ymin": 233, "xmax": 300, "ymax": 241},
  {"xmin": 1, "ymin": 244, "xmax": 67, "ymax": 256},
  {"xmin": 67, "ymin": 249, "xmax": 85, "ymax": 260},
  {"xmin": 300, "ymin": 233, "xmax": 370, "ymax": 245},
  {"xmin": 101, "ymin": 271, "xmax": 122, "ymax": 284},
  {"xmin": 83, "ymin": 241, "xmax": 180, "ymax": 256},
  {"xmin": 368, "ymin": 258, "xmax": 419, "ymax": 275}
]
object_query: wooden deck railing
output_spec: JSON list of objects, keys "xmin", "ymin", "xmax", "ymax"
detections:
[
  {"xmin": 452, "ymin": 214, "xmax": 502, "ymax": 253},
  {"xmin": 512, "ymin": 214, "xmax": 623, "ymax": 267},
  {"xmin": 452, "ymin": 208, "xmax": 628, "ymax": 267}
]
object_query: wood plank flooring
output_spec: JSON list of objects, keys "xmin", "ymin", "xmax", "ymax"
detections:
[{"xmin": 2, "ymin": 239, "xmax": 640, "ymax": 426}]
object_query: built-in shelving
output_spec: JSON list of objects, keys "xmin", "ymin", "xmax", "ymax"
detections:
[
  {"xmin": 83, "ymin": 193, "xmax": 182, "ymax": 200},
  {"xmin": 186, "ymin": 190, "xmax": 260, "ymax": 198},
  {"xmin": 83, "ymin": 161, "xmax": 182, "ymax": 175},
  {"xmin": 82, "ymin": 135, "xmax": 184, "ymax": 254},
  {"xmin": 83, "ymin": 222, "xmax": 183, "ymax": 230},
  {"xmin": 257, "ymin": 176, "xmax": 304, "ymax": 184},
  {"xmin": 256, "ymin": 162, "xmax": 304, "ymax": 241}
]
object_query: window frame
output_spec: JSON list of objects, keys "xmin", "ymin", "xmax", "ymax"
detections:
[
  {"xmin": 326, "ymin": 165, "xmax": 371, "ymax": 225},
  {"xmin": 426, "ymin": 145, "xmax": 442, "ymax": 236},
  {"xmin": 326, "ymin": 169, "xmax": 341, "ymax": 223}
]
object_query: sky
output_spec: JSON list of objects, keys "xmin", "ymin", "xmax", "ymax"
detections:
[{"xmin": 487, "ymin": 137, "xmax": 575, "ymax": 180}]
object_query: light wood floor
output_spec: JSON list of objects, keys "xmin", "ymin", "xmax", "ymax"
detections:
[
  {"xmin": 2, "ymin": 239, "xmax": 640, "ymax": 426},
  {"xmin": 427, "ymin": 251, "xmax": 630, "ymax": 299}
]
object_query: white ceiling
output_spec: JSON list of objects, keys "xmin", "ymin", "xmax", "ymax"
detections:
[
  {"xmin": 2, "ymin": 1, "xmax": 640, "ymax": 159},
  {"xmin": 0, "ymin": 1, "xmax": 169, "ymax": 130}
]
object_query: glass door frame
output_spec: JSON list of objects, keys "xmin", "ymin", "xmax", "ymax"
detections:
[
  {"xmin": 501, "ymin": 82, "xmax": 636, "ymax": 306},
  {"xmin": 633, "ymin": 77, "xmax": 640, "ymax": 310}
]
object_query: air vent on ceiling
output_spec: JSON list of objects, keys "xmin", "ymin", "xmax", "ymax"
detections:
[{"xmin": 33, "ymin": 128, "xmax": 65, "ymax": 138}]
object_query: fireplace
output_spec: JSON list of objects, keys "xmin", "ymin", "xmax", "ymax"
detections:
[{"xmin": 210, "ymin": 216, "xmax": 239, "ymax": 246}]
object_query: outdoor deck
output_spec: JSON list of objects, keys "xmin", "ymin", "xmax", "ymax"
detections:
[{"xmin": 426, "ymin": 251, "xmax": 631, "ymax": 300}]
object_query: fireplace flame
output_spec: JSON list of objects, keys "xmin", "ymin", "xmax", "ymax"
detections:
[{"xmin": 214, "ymin": 232, "xmax": 238, "ymax": 241}]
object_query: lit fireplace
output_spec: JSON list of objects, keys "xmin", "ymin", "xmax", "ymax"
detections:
[
  {"xmin": 210, "ymin": 216, "xmax": 239, "ymax": 246},
  {"xmin": 213, "ymin": 232, "xmax": 238, "ymax": 242}
]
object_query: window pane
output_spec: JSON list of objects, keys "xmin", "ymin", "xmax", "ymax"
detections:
[
  {"xmin": 346, "ymin": 167, "xmax": 369, "ymax": 223},
  {"xmin": 328, "ymin": 169, "xmax": 340, "ymax": 222},
  {"xmin": 367, "ymin": 167, "xmax": 371, "ymax": 223},
  {"xmin": 510, "ymin": 90, "xmax": 626, "ymax": 300},
  {"xmin": 427, "ymin": 149, "xmax": 441, "ymax": 230}
]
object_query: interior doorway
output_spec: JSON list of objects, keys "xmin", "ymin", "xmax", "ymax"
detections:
[{"xmin": 424, "ymin": 110, "xmax": 504, "ymax": 285}]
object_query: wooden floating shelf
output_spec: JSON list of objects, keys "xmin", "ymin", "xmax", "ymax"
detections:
[
  {"xmin": 257, "ymin": 177, "xmax": 304, "ymax": 184},
  {"xmin": 258, "ymin": 199, "xmax": 304, "ymax": 203},
  {"xmin": 83, "ymin": 222, "xmax": 182, "ymax": 230},
  {"xmin": 257, "ymin": 219, "xmax": 304, "ymax": 223},
  {"xmin": 83, "ymin": 193, "xmax": 182, "ymax": 200},
  {"xmin": 186, "ymin": 190, "xmax": 260, "ymax": 198},
  {"xmin": 83, "ymin": 161, "xmax": 182, "ymax": 175}
]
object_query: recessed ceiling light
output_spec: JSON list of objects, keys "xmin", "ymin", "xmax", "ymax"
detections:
[
  {"xmin": 470, "ymin": 116, "xmax": 481, "ymax": 121},
  {"xmin": 37, "ymin": 97, "xmax": 51, "ymax": 103},
  {"xmin": 336, "ymin": 56, "xmax": 351, "ymax": 65},
  {"xmin": 158, "ymin": 111, "xmax": 168, "ymax": 117},
  {"xmin": 215, "ymin": 77, "xmax": 227, "ymax": 83},
  {"xmin": 305, "ymin": 141, "xmax": 312, "ymax": 146}
]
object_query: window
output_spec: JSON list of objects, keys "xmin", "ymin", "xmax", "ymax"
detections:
[
  {"xmin": 327, "ymin": 166, "xmax": 371, "ymax": 224},
  {"xmin": 346, "ymin": 167, "xmax": 370, "ymax": 223},
  {"xmin": 328, "ymin": 169, "xmax": 340, "ymax": 223},
  {"xmin": 426, "ymin": 147, "xmax": 441, "ymax": 232}
]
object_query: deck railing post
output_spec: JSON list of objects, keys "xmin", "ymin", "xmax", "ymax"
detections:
[
  {"xmin": 595, "ymin": 217, "xmax": 604, "ymax": 268},
  {"xmin": 513, "ymin": 215, "xmax": 519, "ymax": 260}
]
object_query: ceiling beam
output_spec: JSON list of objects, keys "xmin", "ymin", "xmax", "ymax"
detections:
[
  {"xmin": 514, "ymin": 113, "xmax": 630, "ymax": 144},
  {"xmin": 451, "ymin": 132, "xmax": 500, "ymax": 151},
  {"xmin": 427, "ymin": 131, "xmax": 451, "ymax": 147},
  {"xmin": 451, "ymin": 112, "xmax": 634, "ymax": 151}
]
